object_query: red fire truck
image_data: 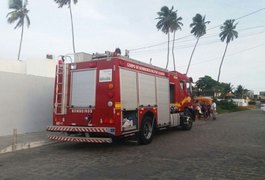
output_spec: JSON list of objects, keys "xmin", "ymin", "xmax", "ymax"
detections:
[{"xmin": 47, "ymin": 51, "xmax": 194, "ymax": 144}]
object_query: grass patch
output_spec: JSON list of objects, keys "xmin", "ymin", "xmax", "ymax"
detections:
[{"xmin": 238, "ymin": 105, "xmax": 256, "ymax": 110}]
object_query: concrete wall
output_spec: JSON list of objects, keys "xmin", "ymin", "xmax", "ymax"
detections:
[
  {"xmin": 0, "ymin": 72, "xmax": 54, "ymax": 136},
  {"xmin": 232, "ymin": 99, "xmax": 248, "ymax": 107},
  {"xmin": 0, "ymin": 59, "xmax": 57, "ymax": 78}
]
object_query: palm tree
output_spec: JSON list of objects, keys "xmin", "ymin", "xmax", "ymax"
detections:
[
  {"xmin": 170, "ymin": 10, "xmax": 183, "ymax": 71},
  {"xmin": 7, "ymin": 0, "xmax": 30, "ymax": 61},
  {"xmin": 186, "ymin": 14, "xmax": 210, "ymax": 74},
  {"xmin": 54, "ymin": 0, "xmax": 78, "ymax": 54},
  {"xmin": 156, "ymin": 6, "xmax": 174, "ymax": 70},
  {"xmin": 217, "ymin": 19, "xmax": 238, "ymax": 82}
]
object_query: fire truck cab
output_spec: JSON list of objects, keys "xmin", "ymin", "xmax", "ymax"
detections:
[{"xmin": 47, "ymin": 51, "xmax": 194, "ymax": 144}]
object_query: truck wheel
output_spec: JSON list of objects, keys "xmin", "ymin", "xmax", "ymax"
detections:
[
  {"xmin": 138, "ymin": 116, "xmax": 153, "ymax": 145},
  {"xmin": 181, "ymin": 116, "xmax": 193, "ymax": 130},
  {"xmin": 181, "ymin": 109, "xmax": 193, "ymax": 130}
]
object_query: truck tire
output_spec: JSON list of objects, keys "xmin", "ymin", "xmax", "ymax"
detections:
[
  {"xmin": 181, "ymin": 109, "xmax": 193, "ymax": 130},
  {"xmin": 138, "ymin": 116, "xmax": 154, "ymax": 145},
  {"xmin": 181, "ymin": 116, "xmax": 193, "ymax": 130}
]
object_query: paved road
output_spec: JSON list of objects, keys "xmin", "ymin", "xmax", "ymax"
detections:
[{"xmin": 0, "ymin": 110, "xmax": 265, "ymax": 180}]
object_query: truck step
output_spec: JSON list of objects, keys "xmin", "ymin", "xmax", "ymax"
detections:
[{"xmin": 48, "ymin": 135, "xmax": 112, "ymax": 143}]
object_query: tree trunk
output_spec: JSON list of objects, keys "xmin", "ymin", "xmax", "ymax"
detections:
[
  {"xmin": 17, "ymin": 23, "xmax": 24, "ymax": 61},
  {"xmin": 186, "ymin": 37, "xmax": 200, "ymax": 75},
  {"xmin": 217, "ymin": 43, "xmax": 229, "ymax": 82},
  {"xmin": 172, "ymin": 30, "xmax": 176, "ymax": 71},
  {"xmin": 165, "ymin": 32, "xmax": 170, "ymax": 70},
  {"xmin": 69, "ymin": 3, "xmax": 76, "ymax": 54}
]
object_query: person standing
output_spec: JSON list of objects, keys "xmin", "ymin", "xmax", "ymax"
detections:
[
  {"xmin": 193, "ymin": 100, "xmax": 201, "ymax": 120},
  {"xmin": 210, "ymin": 100, "xmax": 217, "ymax": 120}
]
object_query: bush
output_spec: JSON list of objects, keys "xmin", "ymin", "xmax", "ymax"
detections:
[
  {"xmin": 216, "ymin": 100, "xmax": 240, "ymax": 113},
  {"xmin": 248, "ymin": 101, "xmax": 256, "ymax": 105}
]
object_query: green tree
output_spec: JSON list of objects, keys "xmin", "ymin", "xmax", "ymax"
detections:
[
  {"xmin": 156, "ymin": 6, "xmax": 174, "ymax": 70},
  {"xmin": 170, "ymin": 9, "xmax": 183, "ymax": 71},
  {"xmin": 195, "ymin": 75, "xmax": 218, "ymax": 96},
  {"xmin": 7, "ymin": 0, "xmax": 30, "ymax": 61},
  {"xmin": 218, "ymin": 82, "xmax": 234, "ymax": 98},
  {"xmin": 54, "ymin": 0, "xmax": 78, "ymax": 54},
  {"xmin": 218, "ymin": 19, "xmax": 238, "ymax": 82},
  {"xmin": 186, "ymin": 14, "xmax": 210, "ymax": 74}
]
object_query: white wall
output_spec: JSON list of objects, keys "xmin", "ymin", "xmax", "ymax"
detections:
[
  {"xmin": 0, "ymin": 60, "xmax": 26, "ymax": 74},
  {"xmin": 0, "ymin": 72, "xmax": 54, "ymax": 136},
  {"xmin": 232, "ymin": 99, "xmax": 248, "ymax": 107},
  {"xmin": 0, "ymin": 59, "xmax": 57, "ymax": 78}
]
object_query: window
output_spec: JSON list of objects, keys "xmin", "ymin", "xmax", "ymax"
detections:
[
  {"xmin": 71, "ymin": 70, "xmax": 96, "ymax": 107},
  {"xmin": 170, "ymin": 84, "xmax": 175, "ymax": 103},
  {"xmin": 187, "ymin": 82, "xmax": 192, "ymax": 94},
  {"xmin": 180, "ymin": 81, "xmax": 185, "ymax": 91}
]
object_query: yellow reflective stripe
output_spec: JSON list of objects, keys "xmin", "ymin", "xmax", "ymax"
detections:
[
  {"xmin": 175, "ymin": 103, "xmax": 181, "ymax": 108},
  {"xmin": 181, "ymin": 96, "xmax": 191, "ymax": 105},
  {"xmin": 170, "ymin": 103, "xmax": 181, "ymax": 108},
  {"xmin": 171, "ymin": 96, "xmax": 191, "ymax": 108}
]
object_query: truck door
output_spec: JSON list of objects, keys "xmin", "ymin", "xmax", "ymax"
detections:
[
  {"xmin": 156, "ymin": 77, "xmax": 170, "ymax": 127},
  {"xmin": 120, "ymin": 68, "xmax": 138, "ymax": 131}
]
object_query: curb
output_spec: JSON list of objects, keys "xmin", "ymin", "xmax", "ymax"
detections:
[{"xmin": 0, "ymin": 140, "xmax": 54, "ymax": 154}]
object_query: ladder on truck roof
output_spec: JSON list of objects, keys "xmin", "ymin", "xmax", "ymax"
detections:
[{"xmin": 54, "ymin": 63, "xmax": 68, "ymax": 115}]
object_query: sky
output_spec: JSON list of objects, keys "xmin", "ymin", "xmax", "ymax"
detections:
[{"xmin": 0, "ymin": 0, "xmax": 265, "ymax": 94}]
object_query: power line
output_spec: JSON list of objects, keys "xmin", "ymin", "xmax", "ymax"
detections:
[
  {"xmin": 128, "ymin": 35, "xmax": 191, "ymax": 51},
  {"xmin": 130, "ymin": 24, "xmax": 265, "ymax": 52},
  {"xmin": 236, "ymin": 7, "xmax": 265, "ymax": 20},
  {"xmin": 131, "ymin": 29, "xmax": 265, "ymax": 54},
  {"xmin": 177, "ymin": 42, "xmax": 265, "ymax": 68},
  {"xmin": 203, "ymin": 24, "xmax": 265, "ymax": 39},
  {"xmin": 128, "ymin": 7, "xmax": 265, "ymax": 52},
  {"xmin": 199, "ymin": 7, "xmax": 265, "ymax": 31}
]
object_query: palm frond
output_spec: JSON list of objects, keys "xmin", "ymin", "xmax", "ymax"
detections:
[
  {"xmin": 25, "ymin": 15, "xmax": 30, "ymax": 27},
  {"xmin": 219, "ymin": 19, "xmax": 238, "ymax": 44},
  {"xmin": 8, "ymin": 0, "xmax": 22, "ymax": 9},
  {"xmin": 7, "ymin": 11, "xmax": 20, "ymax": 24},
  {"xmin": 54, "ymin": 0, "xmax": 78, "ymax": 8},
  {"xmin": 7, "ymin": 0, "xmax": 30, "ymax": 29},
  {"xmin": 156, "ymin": 6, "xmax": 173, "ymax": 34},
  {"xmin": 14, "ymin": 18, "xmax": 23, "ymax": 29},
  {"xmin": 190, "ymin": 14, "xmax": 209, "ymax": 38}
]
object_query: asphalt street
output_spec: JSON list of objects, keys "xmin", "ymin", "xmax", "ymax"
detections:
[{"xmin": 0, "ymin": 109, "xmax": 264, "ymax": 179}]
